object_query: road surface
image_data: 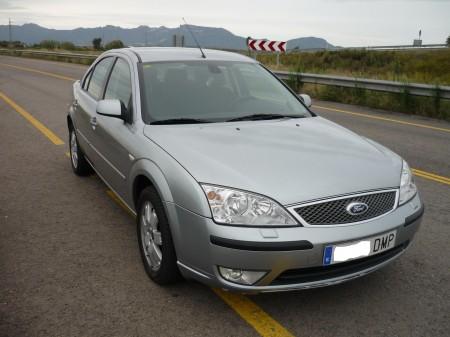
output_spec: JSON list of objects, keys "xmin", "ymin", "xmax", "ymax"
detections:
[{"xmin": 1, "ymin": 55, "xmax": 449, "ymax": 337}]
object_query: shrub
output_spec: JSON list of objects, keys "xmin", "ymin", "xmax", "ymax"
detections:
[
  {"xmin": 59, "ymin": 41, "xmax": 76, "ymax": 51},
  {"xmin": 38, "ymin": 40, "xmax": 60, "ymax": 49},
  {"xmin": 104, "ymin": 40, "xmax": 125, "ymax": 50},
  {"xmin": 289, "ymin": 83, "xmax": 450, "ymax": 121},
  {"xmin": 0, "ymin": 40, "xmax": 25, "ymax": 48}
]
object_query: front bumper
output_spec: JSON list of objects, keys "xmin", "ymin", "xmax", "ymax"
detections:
[{"xmin": 166, "ymin": 193, "xmax": 423, "ymax": 293}]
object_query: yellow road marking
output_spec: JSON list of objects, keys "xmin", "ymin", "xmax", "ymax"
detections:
[
  {"xmin": 214, "ymin": 289, "xmax": 295, "ymax": 337},
  {"xmin": 105, "ymin": 190, "xmax": 294, "ymax": 337},
  {"xmin": 0, "ymin": 63, "xmax": 77, "ymax": 81},
  {"xmin": 106, "ymin": 190, "xmax": 135, "ymax": 216},
  {"xmin": 1, "ymin": 91, "xmax": 64, "ymax": 145},
  {"xmin": 314, "ymin": 105, "xmax": 450, "ymax": 133},
  {"xmin": 412, "ymin": 169, "xmax": 450, "ymax": 182},
  {"xmin": 412, "ymin": 169, "xmax": 450, "ymax": 185}
]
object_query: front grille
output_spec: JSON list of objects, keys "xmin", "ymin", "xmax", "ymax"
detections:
[
  {"xmin": 294, "ymin": 190, "xmax": 397, "ymax": 226},
  {"xmin": 271, "ymin": 242, "xmax": 408, "ymax": 285}
]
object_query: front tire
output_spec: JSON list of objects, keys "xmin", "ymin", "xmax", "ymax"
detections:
[
  {"xmin": 69, "ymin": 127, "xmax": 92, "ymax": 176},
  {"xmin": 137, "ymin": 186, "xmax": 181, "ymax": 285}
]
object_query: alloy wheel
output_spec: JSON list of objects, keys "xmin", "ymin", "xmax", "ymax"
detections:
[{"xmin": 140, "ymin": 201, "xmax": 163, "ymax": 271}]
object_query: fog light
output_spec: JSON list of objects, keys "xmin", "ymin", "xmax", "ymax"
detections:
[{"xmin": 218, "ymin": 266, "xmax": 267, "ymax": 285}]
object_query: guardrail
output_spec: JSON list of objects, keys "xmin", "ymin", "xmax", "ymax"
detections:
[
  {"xmin": 364, "ymin": 43, "xmax": 447, "ymax": 50},
  {"xmin": 1, "ymin": 48, "xmax": 449, "ymax": 100},
  {"xmin": 0, "ymin": 48, "xmax": 98, "ymax": 60},
  {"xmin": 292, "ymin": 44, "xmax": 448, "ymax": 53},
  {"xmin": 273, "ymin": 71, "xmax": 450, "ymax": 100}
]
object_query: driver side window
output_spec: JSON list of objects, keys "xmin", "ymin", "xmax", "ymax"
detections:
[{"xmin": 104, "ymin": 58, "xmax": 132, "ymax": 111}]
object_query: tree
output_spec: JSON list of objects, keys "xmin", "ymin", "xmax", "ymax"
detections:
[
  {"xmin": 447, "ymin": 35, "xmax": 450, "ymax": 47},
  {"xmin": 92, "ymin": 37, "xmax": 102, "ymax": 50},
  {"xmin": 104, "ymin": 40, "xmax": 125, "ymax": 50}
]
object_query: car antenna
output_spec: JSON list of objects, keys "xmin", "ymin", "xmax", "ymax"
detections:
[{"xmin": 182, "ymin": 18, "xmax": 206, "ymax": 58}]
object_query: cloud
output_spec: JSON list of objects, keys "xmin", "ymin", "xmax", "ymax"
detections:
[{"xmin": 0, "ymin": 0, "xmax": 25, "ymax": 10}]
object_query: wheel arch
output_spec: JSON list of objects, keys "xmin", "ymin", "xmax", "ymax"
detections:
[{"xmin": 130, "ymin": 159, "xmax": 174, "ymax": 212}]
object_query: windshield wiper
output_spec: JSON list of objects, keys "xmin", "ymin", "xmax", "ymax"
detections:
[
  {"xmin": 150, "ymin": 118, "xmax": 212, "ymax": 125},
  {"xmin": 226, "ymin": 114, "xmax": 302, "ymax": 122}
]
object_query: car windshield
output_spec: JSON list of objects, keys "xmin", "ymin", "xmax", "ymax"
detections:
[{"xmin": 140, "ymin": 61, "xmax": 312, "ymax": 124}]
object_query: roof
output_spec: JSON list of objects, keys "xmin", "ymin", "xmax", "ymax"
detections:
[{"xmin": 120, "ymin": 47, "xmax": 256, "ymax": 63}]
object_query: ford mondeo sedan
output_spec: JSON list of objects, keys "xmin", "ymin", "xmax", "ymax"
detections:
[{"xmin": 67, "ymin": 47, "xmax": 424, "ymax": 292}]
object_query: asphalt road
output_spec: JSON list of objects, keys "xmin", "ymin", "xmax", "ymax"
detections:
[{"xmin": 1, "ymin": 55, "xmax": 449, "ymax": 337}]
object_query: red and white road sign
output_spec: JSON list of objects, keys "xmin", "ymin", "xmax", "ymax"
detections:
[{"xmin": 247, "ymin": 38, "xmax": 286, "ymax": 52}]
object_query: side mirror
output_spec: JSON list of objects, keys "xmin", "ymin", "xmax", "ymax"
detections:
[
  {"xmin": 298, "ymin": 94, "xmax": 312, "ymax": 108},
  {"xmin": 96, "ymin": 99, "xmax": 129, "ymax": 122}
]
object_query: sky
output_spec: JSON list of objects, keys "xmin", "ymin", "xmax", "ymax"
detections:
[{"xmin": 1, "ymin": 0, "xmax": 449, "ymax": 46}]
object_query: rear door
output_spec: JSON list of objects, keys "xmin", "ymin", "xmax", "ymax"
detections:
[
  {"xmin": 88, "ymin": 56, "xmax": 135, "ymax": 199},
  {"xmin": 73, "ymin": 56, "xmax": 114, "ymax": 165}
]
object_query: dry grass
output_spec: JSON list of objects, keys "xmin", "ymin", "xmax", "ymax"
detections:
[
  {"xmin": 260, "ymin": 49, "xmax": 450, "ymax": 86},
  {"xmin": 261, "ymin": 49, "xmax": 450, "ymax": 120}
]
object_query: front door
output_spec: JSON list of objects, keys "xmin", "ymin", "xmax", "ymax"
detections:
[
  {"xmin": 88, "ymin": 57, "xmax": 135, "ymax": 200},
  {"xmin": 74, "ymin": 56, "xmax": 114, "ymax": 167}
]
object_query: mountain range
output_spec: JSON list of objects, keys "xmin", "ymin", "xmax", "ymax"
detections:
[{"xmin": 0, "ymin": 23, "xmax": 335, "ymax": 50}]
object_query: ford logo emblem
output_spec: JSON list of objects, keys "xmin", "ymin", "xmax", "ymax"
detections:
[{"xmin": 346, "ymin": 202, "xmax": 369, "ymax": 216}]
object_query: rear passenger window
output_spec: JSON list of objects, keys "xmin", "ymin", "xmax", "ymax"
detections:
[
  {"xmin": 104, "ymin": 58, "xmax": 132, "ymax": 109},
  {"xmin": 87, "ymin": 57, "xmax": 114, "ymax": 100}
]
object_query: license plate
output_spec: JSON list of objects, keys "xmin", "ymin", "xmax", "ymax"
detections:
[{"xmin": 323, "ymin": 230, "xmax": 396, "ymax": 266}]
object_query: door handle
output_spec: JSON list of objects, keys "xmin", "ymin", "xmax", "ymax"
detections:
[
  {"xmin": 73, "ymin": 100, "xmax": 78, "ymax": 108},
  {"xmin": 90, "ymin": 117, "xmax": 97, "ymax": 129}
]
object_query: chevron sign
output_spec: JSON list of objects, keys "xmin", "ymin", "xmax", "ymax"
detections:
[{"xmin": 247, "ymin": 38, "xmax": 287, "ymax": 52}]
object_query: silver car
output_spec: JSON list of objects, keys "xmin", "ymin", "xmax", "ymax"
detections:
[{"xmin": 68, "ymin": 47, "xmax": 424, "ymax": 292}]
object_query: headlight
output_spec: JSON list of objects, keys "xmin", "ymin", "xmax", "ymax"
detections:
[
  {"xmin": 399, "ymin": 160, "xmax": 417, "ymax": 205},
  {"xmin": 201, "ymin": 184, "xmax": 297, "ymax": 226}
]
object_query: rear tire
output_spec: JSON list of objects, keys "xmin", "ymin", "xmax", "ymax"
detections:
[
  {"xmin": 137, "ymin": 186, "xmax": 182, "ymax": 285},
  {"xmin": 69, "ymin": 127, "xmax": 92, "ymax": 176}
]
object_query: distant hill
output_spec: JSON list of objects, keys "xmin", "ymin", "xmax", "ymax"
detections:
[
  {"xmin": 288, "ymin": 37, "xmax": 334, "ymax": 50},
  {"xmin": 0, "ymin": 23, "xmax": 334, "ymax": 50}
]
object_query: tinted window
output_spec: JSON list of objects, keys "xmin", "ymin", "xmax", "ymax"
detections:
[
  {"xmin": 104, "ymin": 58, "xmax": 132, "ymax": 108},
  {"xmin": 88, "ymin": 57, "xmax": 114, "ymax": 99},
  {"xmin": 140, "ymin": 61, "xmax": 310, "ymax": 123}
]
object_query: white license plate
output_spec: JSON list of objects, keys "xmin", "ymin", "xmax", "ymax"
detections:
[{"xmin": 323, "ymin": 230, "xmax": 396, "ymax": 265}]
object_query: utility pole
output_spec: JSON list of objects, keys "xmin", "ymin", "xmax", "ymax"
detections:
[{"xmin": 8, "ymin": 18, "xmax": 12, "ymax": 47}]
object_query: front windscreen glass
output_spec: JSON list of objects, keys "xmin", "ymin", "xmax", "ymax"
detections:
[{"xmin": 140, "ymin": 61, "xmax": 312, "ymax": 124}]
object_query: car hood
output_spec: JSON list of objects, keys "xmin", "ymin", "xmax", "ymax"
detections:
[{"xmin": 143, "ymin": 117, "xmax": 402, "ymax": 205}]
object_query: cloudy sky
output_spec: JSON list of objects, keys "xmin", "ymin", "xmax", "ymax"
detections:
[{"xmin": 1, "ymin": 0, "xmax": 449, "ymax": 46}]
